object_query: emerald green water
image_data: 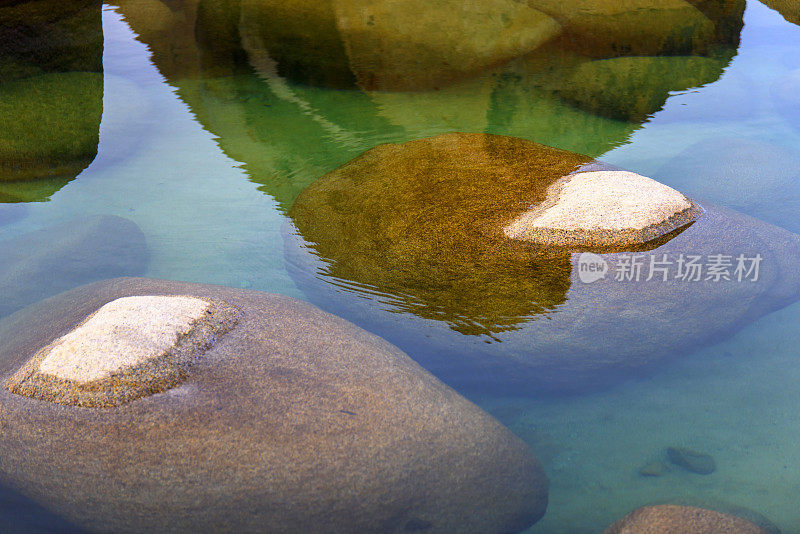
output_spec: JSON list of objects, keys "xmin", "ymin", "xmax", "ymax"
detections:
[{"xmin": 2, "ymin": 0, "xmax": 800, "ymax": 532}]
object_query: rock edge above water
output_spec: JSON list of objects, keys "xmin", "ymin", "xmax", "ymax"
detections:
[{"xmin": 5, "ymin": 295, "xmax": 240, "ymax": 408}]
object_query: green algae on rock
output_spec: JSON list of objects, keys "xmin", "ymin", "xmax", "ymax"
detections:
[
  {"xmin": 604, "ymin": 505, "xmax": 769, "ymax": 533},
  {"xmin": 544, "ymin": 53, "xmax": 736, "ymax": 122},
  {"xmin": 0, "ymin": 72, "xmax": 102, "ymax": 198},
  {"xmin": 285, "ymin": 133, "xmax": 800, "ymax": 393},
  {"xmin": 0, "ymin": 277, "xmax": 548, "ymax": 533},
  {"xmin": 0, "ymin": 0, "xmax": 103, "ymax": 201}
]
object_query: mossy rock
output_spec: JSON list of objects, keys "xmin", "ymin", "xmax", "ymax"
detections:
[
  {"xmin": 0, "ymin": 0, "xmax": 103, "ymax": 201},
  {"xmin": 522, "ymin": 0, "xmax": 716, "ymax": 57},
  {"xmin": 237, "ymin": 0, "xmax": 560, "ymax": 91},
  {"xmin": 0, "ymin": 72, "xmax": 102, "ymax": 200},
  {"xmin": 286, "ymin": 133, "xmax": 800, "ymax": 393},
  {"xmin": 0, "ymin": 0, "xmax": 102, "ymax": 80},
  {"xmin": 0, "ymin": 277, "xmax": 548, "ymax": 533},
  {"xmin": 546, "ymin": 52, "xmax": 735, "ymax": 122}
]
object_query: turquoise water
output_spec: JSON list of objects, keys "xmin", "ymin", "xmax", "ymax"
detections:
[{"xmin": 2, "ymin": 0, "xmax": 800, "ymax": 531}]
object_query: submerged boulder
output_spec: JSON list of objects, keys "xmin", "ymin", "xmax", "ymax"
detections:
[
  {"xmin": 604, "ymin": 505, "xmax": 769, "ymax": 533},
  {"xmin": 656, "ymin": 137, "xmax": 800, "ymax": 232},
  {"xmin": 0, "ymin": 277, "xmax": 548, "ymax": 533},
  {"xmin": 286, "ymin": 133, "xmax": 800, "ymax": 393},
  {"xmin": 0, "ymin": 216, "xmax": 149, "ymax": 319},
  {"xmin": 666, "ymin": 447, "xmax": 716, "ymax": 475}
]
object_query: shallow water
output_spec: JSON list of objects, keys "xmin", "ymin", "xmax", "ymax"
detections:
[{"xmin": 2, "ymin": 0, "xmax": 800, "ymax": 531}]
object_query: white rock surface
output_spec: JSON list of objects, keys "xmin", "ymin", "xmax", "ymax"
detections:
[
  {"xmin": 38, "ymin": 296, "xmax": 209, "ymax": 382},
  {"xmin": 504, "ymin": 170, "xmax": 699, "ymax": 246}
]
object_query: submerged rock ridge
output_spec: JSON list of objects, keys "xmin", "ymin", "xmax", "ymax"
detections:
[
  {"xmin": 289, "ymin": 132, "xmax": 701, "ymax": 336},
  {"xmin": 604, "ymin": 505, "xmax": 770, "ymax": 533},
  {"xmin": 286, "ymin": 132, "xmax": 800, "ymax": 393},
  {"xmin": 0, "ymin": 277, "xmax": 548, "ymax": 533}
]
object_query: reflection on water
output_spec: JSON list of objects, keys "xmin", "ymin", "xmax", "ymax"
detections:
[
  {"xmin": 759, "ymin": 0, "xmax": 799, "ymax": 25},
  {"xmin": 0, "ymin": 0, "xmax": 102, "ymax": 203},
  {"xmin": 106, "ymin": 0, "xmax": 742, "ymax": 211}
]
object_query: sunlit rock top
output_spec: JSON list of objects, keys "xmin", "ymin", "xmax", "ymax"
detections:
[{"xmin": 505, "ymin": 170, "xmax": 703, "ymax": 247}]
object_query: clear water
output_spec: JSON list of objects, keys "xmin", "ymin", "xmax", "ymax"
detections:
[{"xmin": 1, "ymin": 0, "xmax": 800, "ymax": 532}]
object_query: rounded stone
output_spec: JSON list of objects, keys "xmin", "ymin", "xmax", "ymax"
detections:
[
  {"xmin": 604, "ymin": 505, "xmax": 769, "ymax": 533},
  {"xmin": 504, "ymin": 170, "xmax": 703, "ymax": 247},
  {"xmin": 0, "ymin": 277, "xmax": 548, "ymax": 533}
]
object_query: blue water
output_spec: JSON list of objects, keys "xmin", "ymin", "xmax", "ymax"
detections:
[{"xmin": 2, "ymin": 0, "xmax": 800, "ymax": 532}]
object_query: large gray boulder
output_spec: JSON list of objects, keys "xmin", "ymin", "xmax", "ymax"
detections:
[
  {"xmin": 0, "ymin": 277, "xmax": 548, "ymax": 533},
  {"xmin": 285, "ymin": 133, "xmax": 800, "ymax": 394},
  {"xmin": 0, "ymin": 215, "xmax": 149, "ymax": 319}
]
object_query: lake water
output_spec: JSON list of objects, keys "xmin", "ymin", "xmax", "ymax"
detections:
[{"xmin": 1, "ymin": 0, "xmax": 800, "ymax": 532}]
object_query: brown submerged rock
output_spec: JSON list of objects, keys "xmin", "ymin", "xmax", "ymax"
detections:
[
  {"xmin": 289, "ymin": 133, "xmax": 698, "ymax": 336},
  {"xmin": 605, "ymin": 505, "xmax": 769, "ymax": 533},
  {"xmin": 289, "ymin": 132, "xmax": 595, "ymax": 336},
  {"xmin": 285, "ymin": 132, "xmax": 800, "ymax": 393},
  {"xmin": 0, "ymin": 277, "xmax": 548, "ymax": 533},
  {"xmin": 639, "ymin": 461, "xmax": 670, "ymax": 477}
]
